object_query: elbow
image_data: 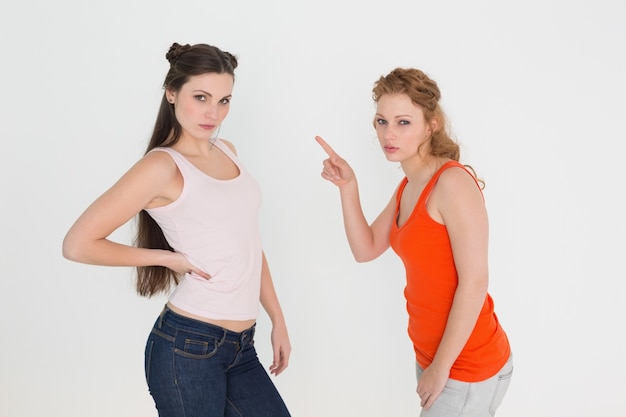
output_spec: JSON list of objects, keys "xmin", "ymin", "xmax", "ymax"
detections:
[
  {"xmin": 61, "ymin": 240, "xmax": 76, "ymax": 261},
  {"xmin": 62, "ymin": 235, "xmax": 84, "ymax": 262},
  {"xmin": 352, "ymin": 247, "xmax": 384, "ymax": 263},
  {"xmin": 458, "ymin": 275, "xmax": 489, "ymax": 298},
  {"xmin": 353, "ymin": 252, "xmax": 376, "ymax": 263},
  {"xmin": 350, "ymin": 238, "xmax": 387, "ymax": 263}
]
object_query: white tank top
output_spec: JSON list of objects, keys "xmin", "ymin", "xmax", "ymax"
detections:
[{"xmin": 145, "ymin": 139, "xmax": 263, "ymax": 320}]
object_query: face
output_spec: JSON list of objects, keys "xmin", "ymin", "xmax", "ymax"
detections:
[
  {"xmin": 374, "ymin": 93, "xmax": 434, "ymax": 164},
  {"xmin": 166, "ymin": 72, "xmax": 234, "ymax": 141}
]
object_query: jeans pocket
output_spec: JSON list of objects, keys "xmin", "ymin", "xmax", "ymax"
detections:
[
  {"xmin": 489, "ymin": 364, "xmax": 513, "ymax": 415},
  {"xmin": 174, "ymin": 331, "xmax": 220, "ymax": 359}
]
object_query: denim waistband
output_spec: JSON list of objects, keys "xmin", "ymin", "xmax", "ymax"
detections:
[{"xmin": 156, "ymin": 305, "xmax": 256, "ymax": 344}]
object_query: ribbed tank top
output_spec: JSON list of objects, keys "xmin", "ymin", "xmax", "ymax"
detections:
[
  {"xmin": 145, "ymin": 139, "xmax": 263, "ymax": 320},
  {"xmin": 389, "ymin": 161, "xmax": 510, "ymax": 382}
]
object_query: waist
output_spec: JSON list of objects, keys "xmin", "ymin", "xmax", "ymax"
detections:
[
  {"xmin": 166, "ymin": 269, "xmax": 262, "ymax": 323},
  {"xmin": 166, "ymin": 303, "xmax": 256, "ymax": 333}
]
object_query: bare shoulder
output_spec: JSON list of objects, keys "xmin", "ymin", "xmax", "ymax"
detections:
[
  {"xmin": 134, "ymin": 150, "xmax": 178, "ymax": 178},
  {"xmin": 111, "ymin": 150, "xmax": 182, "ymax": 208},
  {"xmin": 429, "ymin": 165, "xmax": 486, "ymax": 227},
  {"xmin": 433, "ymin": 165, "xmax": 484, "ymax": 213},
  {"xmin": 109, "ymin": 150, "xmax": 180, "ymax": 196},
  {"xmin": 219, "ymin": 139, "xmax": 237, "ymax": 155},
  {"xmin": 437, "ymin": 165, "xmax": 481, "ymax": 194}
]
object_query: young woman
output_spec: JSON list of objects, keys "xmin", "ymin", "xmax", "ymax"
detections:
[
  {"xmin": 63, "ymin": 42, "xmax": 291, "ymax": 417},
  {"xmin": 316, "ymin": 68, "xmax": 512, "ymax": 416}
]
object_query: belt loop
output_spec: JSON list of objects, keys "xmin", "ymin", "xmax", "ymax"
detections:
[
  {"xmin": 157, "ymin": 304, "xmax": 168, "ymax": 328},
  {"xmin": 241, "ymin": 326, "xmax": 253, "ymax": 345}
]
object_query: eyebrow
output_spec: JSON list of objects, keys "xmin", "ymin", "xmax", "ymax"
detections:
[
  {"xmin": 375, "ymin": 113, "xmax": 414, "ymax": 118},
  {"xmin": 193, "ymin": 89, "xmax": 232, "ymax": 99}
]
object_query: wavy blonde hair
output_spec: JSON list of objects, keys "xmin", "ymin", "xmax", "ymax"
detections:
[{"xmin": 372, "ymin": 68, "xmax": 483, "ymax": 187}]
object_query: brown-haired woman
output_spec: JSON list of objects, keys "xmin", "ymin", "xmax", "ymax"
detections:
[
  {"xmin": 63, "ymin": 42, "xmax": 291, "ymax": 417},
  {"xmin": 316, "ymin": 68, "xmax": 512, "ymax": 417}
]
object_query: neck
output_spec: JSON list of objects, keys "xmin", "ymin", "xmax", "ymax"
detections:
[
  {"xmin": 401, "ymin": 153, "xmax": 441, "ymax": 184},
  {"xmin": 174, "ymin": 135, "xmax": 218, "ymax": 157}
]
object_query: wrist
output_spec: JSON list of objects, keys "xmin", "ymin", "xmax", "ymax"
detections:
[
  {"xmin": 270, "ymin": 314, "xmax": 286, "ymax": 327},
  {"xmin": 157, "ymin": 249, "xmax": 177, "ymax": 269},
  {"xmin": 429, "ymin": 357, "xmax": 453, "ymax": 375},
  {"xmin": 338, "ymin": 178, "xmax": 358, "ymax": 191}
]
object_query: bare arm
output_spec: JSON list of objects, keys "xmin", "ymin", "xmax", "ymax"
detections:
[
  {"xmin": 316, "ymin": 136, "xmax": 395, "ymax": 262},
  {"xmin": 224, "ymin": 139, "xmax": 290, "ymax": 374},
  {"xmin": 62, "ymin": 152, "xmax": 209, "ymax": 277},
  {"xmin": 417, "ymin": 167, "xmax": 490, "ymax": 409},
  {"xmin": 259, "ymin": 251, "xmax": 290, "ymax": 376}
]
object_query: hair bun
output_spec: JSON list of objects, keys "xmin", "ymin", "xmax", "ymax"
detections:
[
  {"xmin": 166, "ymin": 42, "xmax": 192, "ymax": 64},
  {"xmin": 221, "ymin": 51, "xmax": 239, "ymax": 70}
]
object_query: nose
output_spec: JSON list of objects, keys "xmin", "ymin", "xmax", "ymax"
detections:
[
  {"xmin": 382, "ymin": 125, "xmax": 395, "ymax": 141},
  {"xmin": 205, "ymin": 103, "xmax": 219, "ymax": 120}
]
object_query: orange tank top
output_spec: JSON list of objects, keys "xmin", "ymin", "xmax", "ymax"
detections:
[{"xmin": 389, "ymin": 161, "xmax": 510, "ymax": 382}]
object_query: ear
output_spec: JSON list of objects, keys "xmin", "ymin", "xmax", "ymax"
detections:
[
  {"xmin": 428, "ymin": 117, "xmax": 440, "ymax": 135},
  {"xmin": 165, "ymin": 89, "xmax": 176, "ymax": 104}
]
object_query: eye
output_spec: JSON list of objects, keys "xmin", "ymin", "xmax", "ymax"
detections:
[
  {"xmin": 376, "ymin": 119, "xmax": 387, "ymax": 125},
  {"xmin": 219, "ymin": 98, "xmax": 231, "ymax": 104},
  {"xmin": 194, "ymin": 95, "xmax": 206, "ymax": 101},
  {"xmin": 399, "ymin": 120, "xmax": 410, "ymax": 125}
]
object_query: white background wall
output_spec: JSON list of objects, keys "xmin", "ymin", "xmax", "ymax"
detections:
[{"xmin": 1, "ymin": 0, "xmax": 625, "ymax": 416}]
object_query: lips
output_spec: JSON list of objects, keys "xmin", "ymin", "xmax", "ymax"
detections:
[
  {"xmin": 199, "ymin": 124, "xmax": 216, "ymax": 130},
  {"xmin": 384, "ymin": 146, "xmax": 399, "ymax": 153}
]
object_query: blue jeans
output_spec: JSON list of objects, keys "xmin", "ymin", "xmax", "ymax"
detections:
[
  {"xmin": 416, "ymin": 354, "xmax": 513, "ymax": 417},
  {"xmin": 144, "ymin": 306, "xmax": 291, "ymax": 417}
]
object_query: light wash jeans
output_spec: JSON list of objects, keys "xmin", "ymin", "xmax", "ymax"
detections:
[{"xmin": 416, "ymin": 354, "xmax": 513, "ymax": 417}]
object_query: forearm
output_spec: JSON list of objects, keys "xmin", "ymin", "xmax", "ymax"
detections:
[
  {"xmin": 63, "ymin": 237, "xmax": 173, "ymax": 268},
  {"xmin": 338, "ymin": 181, "xmax": 377, "ymax": 262},
  {"xmin": 259, "ymin": 252, "xmax": 287, "ymax": 327},
  {"xmin": 431, "ymin": 279, "xmax": 488, "ymax": 372}
]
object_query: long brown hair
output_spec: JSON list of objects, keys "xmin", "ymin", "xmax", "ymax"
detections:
[
  {"xmin": 372, "ymin": 68, "xmax": 483, "ymax": 187},
  {"xmin": 135, "ymin": 42, "xmax": 238, "ymax": 297}
]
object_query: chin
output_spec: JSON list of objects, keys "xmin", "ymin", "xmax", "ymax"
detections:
[{"xmin": 384, "ymin": 153, "xmax": 402, "ymax": 163}]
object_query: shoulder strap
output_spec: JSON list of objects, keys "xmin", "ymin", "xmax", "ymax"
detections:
[
  {"xmin": 395, "ymin": 177, "xmax": 409, "ymax": 204},
  {"xmin": 419, "ymin": 161, "xmax": 482, "ymax": 206}
]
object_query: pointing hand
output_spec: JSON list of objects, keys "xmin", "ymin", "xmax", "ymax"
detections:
[{"xmin": 315, "ymin": 136, "xmax": 355, "ymax": 188}]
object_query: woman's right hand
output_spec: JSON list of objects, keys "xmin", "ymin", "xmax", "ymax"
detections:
[
  {"xmin": 315, "ymin": 136, "xmax": 356, "ymax": 188},
  {"xmin": 164, "ymin": 251, "xmax": 211, "ymax": 280},
  {"xmin": 314, "ymin": 135, "xmax": 396, "ymax": 263}
]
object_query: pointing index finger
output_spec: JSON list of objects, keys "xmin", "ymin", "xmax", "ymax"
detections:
[{"xmin": 315, "ymin": 136, "xmax": 338, "ymax": 158}]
